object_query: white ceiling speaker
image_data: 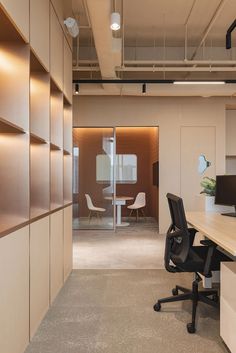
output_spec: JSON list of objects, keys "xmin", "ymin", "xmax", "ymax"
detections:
[
  {"xmin": 110, "ymin": 12, "xmax": 120, "ymax": 31},
  {"xmin": 64, "ymin": 17, "xmax": 79, "ymax": 38}
]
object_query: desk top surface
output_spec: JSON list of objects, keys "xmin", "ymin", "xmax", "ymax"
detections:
[
  {"xmin": 186, "ymin": 211, "xmax": 236, "ymax": 256},
  {"xmin": 104, "ymin": 196, "xmax": 133, "ymax": 201}
]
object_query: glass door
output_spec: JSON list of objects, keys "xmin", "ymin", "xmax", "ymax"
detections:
[{"xmin": 73, "ymin": 127, "xmax": 115, "ymax": 230}]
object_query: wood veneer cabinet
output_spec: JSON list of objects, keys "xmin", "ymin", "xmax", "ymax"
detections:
[
  {"xmin": 0, "ymin": 3, "xmax": 73, "ymax": 351},
  {"xmin": 63, "ymin": 102, "xmax": 73, "ymax": 153},
  {"xmin": 50, "ymin": 3, "xmax": 63, "ymax": 90},
  {"xmin": 30, "ymin": 0, "xmax": 50, "ymax": 71},
  {"xmin": 30, "ymin": 52, "xmax": 50, "ymax": 141},
  {"xmin": 0, "ymin": 0, "xmax": 29, "ymax": 42},
  {"xmin": 50, "ymin": 81, "xmax": 63, "ymax": 148}
]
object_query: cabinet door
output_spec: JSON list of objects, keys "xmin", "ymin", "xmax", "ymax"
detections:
[
  {"xmin": 0, "ymin": 226, "xmax": 29, "ymax": 353},
  {"xmin": 50, "ymin": 210, "xmax": 64, "ymax": 303},
  {"xmin": 50, "ymin": 4, "xmax": 63, "ymax": 89},
  {"xmin": 30, "ymin": 0, "xmax": 49, "ymax": 70},
  {"xmin": 64, "ymin": 205, "xmax": 72, "ymax": 281},
  {"xmin": 30, "ymin": 217, "xmax": 50, "ymax": 339},
  {"xmin": 1, "ymin": 0, "xmax": 29, "ymax": 41},
  {"xmin": 181, "ymin": 126, "xmax": 215, "ymax": 211}
]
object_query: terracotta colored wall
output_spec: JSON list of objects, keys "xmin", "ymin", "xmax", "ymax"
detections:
[{"xmin": 73, "ymin": 127, "xmax": 159, "ymax": 220}]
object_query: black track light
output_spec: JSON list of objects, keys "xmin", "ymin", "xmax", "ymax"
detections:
[
  {"xmin": 75, "ymin": 83, "xmax": 79, "ymax": 94},
  {"xmin": 142, "ymin": 83, "xmax": 146, "ymax": 94}
]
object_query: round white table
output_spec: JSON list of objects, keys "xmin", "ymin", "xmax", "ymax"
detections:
[{"xmin": 105, "ymin": 196, "xmax": 133, "ymax": 226}]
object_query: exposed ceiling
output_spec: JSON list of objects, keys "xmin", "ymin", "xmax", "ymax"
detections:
[{"xmin": 71, "ymin": 0, "xmax": 236, "ymax": 96}]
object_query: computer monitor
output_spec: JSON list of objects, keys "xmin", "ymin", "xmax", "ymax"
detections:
[{"xmin": 215, "ymin": 175, "xmax": 236, "ymax": 217}]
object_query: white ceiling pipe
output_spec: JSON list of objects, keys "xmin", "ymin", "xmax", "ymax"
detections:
[
  {"xmin": 124, "ymin": 60, "xmax": 236, "ymax": 65},
  {"xmin": 77, "ymin": 59, "xmax": 236, "ymax": 66},
  {"xmin": 74, "ymin": 66, "xmax": 236, "ymax": 72}
]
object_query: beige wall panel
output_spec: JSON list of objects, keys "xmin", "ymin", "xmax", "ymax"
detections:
[
  {"xmin": 30, "ymin": 0, "xmax": 50, "ymax": 71},
  {"xmin": 0, "ymin": 42, "xmax": 29, "ymax": 131},
  {"xmin": 221, "ymin": 262, "xmax": 236, "ymax": 353},
  {"xmin": 180, "ymin": 126, "xmax": 216, "ymax": 211},
  {"xmin": 30, "ymin": 217, "xmax": 50, "ymax": 339},
  {"xmin": 64, "ymin": 205, "xmax": 72, "ymax": 280},
  {"xmin": 50, "ymin": 4, "xmax": 63, "ymax": 89},
  {"xmin": 63, "ymin": 39, "xmax": 72, "ymax": 103},
  {"xmin": 50, "ymin": 210, "xmax": 63, "ymax": 303},
  {"xmin": 1, "ymin": 0, "xmax": 29, "ymax": 41},
  {"xmin": 226, "ymin": 110, "xmax": 236, "ymax": 156},
  {"xmin": 73, "ymin": 96, "xmax": 226, "ymax": 233},
  {"xmin": 0, "ymin": 226, "xmax": 29, "ymax": 353}
]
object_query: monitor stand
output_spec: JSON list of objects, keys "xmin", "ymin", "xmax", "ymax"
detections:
[{"xmin": 221, "ymin": 205, "xmax": 236, "ymax": 217}]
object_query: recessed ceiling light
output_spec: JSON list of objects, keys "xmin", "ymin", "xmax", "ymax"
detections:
[{"xmin": 174, "ymin": 81, "xmax": 225, "ymax": 85}]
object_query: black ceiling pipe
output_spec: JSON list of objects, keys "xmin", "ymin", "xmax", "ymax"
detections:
[
  {"xmin": 226, "ymin": 19, "xmax": 236, "ymax": 49},
  {"xmin": 73, "ymin": 79, "xmax": 236, "ymax": 84},
  {"xmin": 73, "ymin": 79, "xmax": 174, "ymax": 84}
]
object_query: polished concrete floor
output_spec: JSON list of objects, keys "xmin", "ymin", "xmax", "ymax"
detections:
[{"xmin": 24, "ymin": 221, "xmax": 228, "ymax": 353}]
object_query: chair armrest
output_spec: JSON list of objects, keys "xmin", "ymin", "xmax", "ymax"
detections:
[
  {"xmin": 164, "ymin": 230, "xmax": 182, "ymax": 273},
  {"xmin": 188, "ymin": 228, "xmax": 198, "ymax": 246},
  {"xmin": 202, "ymin": 241, "xmax": 217, "ymax": 277}
]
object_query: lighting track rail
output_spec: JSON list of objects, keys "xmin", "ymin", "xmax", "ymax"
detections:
[{"xmin": 73, "ymin": 79, "xmax": 236, "ymax": 84}]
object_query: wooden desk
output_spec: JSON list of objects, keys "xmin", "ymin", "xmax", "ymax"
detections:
[{"xmin": 186, "ymin": 211, "xmax": 236, "ymax": 257}]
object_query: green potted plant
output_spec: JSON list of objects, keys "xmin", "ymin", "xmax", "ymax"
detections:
[
  {"xmin": 200, "ymin": 177, "xmax": 216, "ymax": 211},
  {"xmin": 200, "ymin": 177, "xmax": 216, "ymax": 196}
]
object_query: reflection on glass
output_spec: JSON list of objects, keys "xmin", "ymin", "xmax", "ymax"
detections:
[
  {"xmin": 96, "ymin": 154, "xmax": 137, "ymax": 184},
  {"xmin": 198, "ymin": 154, "xmax": 211, "ymax": 174}
]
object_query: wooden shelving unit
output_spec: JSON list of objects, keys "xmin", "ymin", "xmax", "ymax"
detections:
[
  {"xmin": 50, "ymin": 79, "xmax": 63, "ymax": 149},
  {"xmin": 30, "ymin": 51, "xmax": 50, "ymax": 142},
  {"xmin": 63, "ymin": 99, "xmax": 72, "ymax": 154},
  {"xmin": 64, "ymin": 154, "xmax": 72, "ymax": 205},
  {"xmin": 50, "ymin": 148, "xmax": 63, "ymax": 211},
  {"xmin": 0, "ymin": 3, "xmax": 73, "ymax": 352},
  {"xmin": 30, "ymin": 137, "xmax": 50, "ymax": 219},
  {"xmin": 0, "ymin": 6, "xmax": 72, "ymax": 235},
  {"xmin": 0, "ymin": 128, "xmax": 29, "ymax": 233}
]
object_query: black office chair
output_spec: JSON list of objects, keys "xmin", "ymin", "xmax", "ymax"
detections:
[{"xmin": 154, "ymin": 193, "xmax": 231, "ymax": 333}]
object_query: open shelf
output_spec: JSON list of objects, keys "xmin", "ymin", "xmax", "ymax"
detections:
[
  {"xmin": 50, "ymin": 79, "xmax": 63, "ymax": 148},
  {"xmin": 0, "ymin": 117, "xmax": 26, "ymax": 134},
  {"xmin": 50, "ymin": 150, "xmax": 63, "ymax": 210},
  {"xmin": 30, "ymin": 51, "xmax": 50, "ymax": 142},
  {"xmin": 63, "ymin": 100, "xmax": 72, "ymax": 154},
  {"xmin": 0, "ymin": 6, "xmax": 26, "ymax": 42},
  {"xmin": 30, "ymin": 137, "xmax": 50, "ymax": 219},
  {"xmin": 50, "ymin": 142, "xmax": 61, "ymax": 151},
  {"xmin": 0, "ymin": 131, "xmax": 29, "ymax": 234},
  {"xmin": 0, "ymin": 42, "xmax": 29, "ymax": 131},
  {"xmin": 64, "ymin": 155, "xmax": 72, "ymax": 204}
]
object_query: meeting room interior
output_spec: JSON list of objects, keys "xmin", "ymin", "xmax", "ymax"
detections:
[{"xmin": 1, "ymin": 1, "xmax": 236, "ymax": 353}]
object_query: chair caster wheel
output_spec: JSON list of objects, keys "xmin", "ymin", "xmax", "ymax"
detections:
[
  {"xmin": 187, "ymin": 323, "xmax": 196, "ymax": 334},
  {"xmin": 172, "ymin": 288, "xmax": 178, "ymax": 296},
  {"xmin": 153, "ymin": 302, "xmax": 161, "ymax": 312}
]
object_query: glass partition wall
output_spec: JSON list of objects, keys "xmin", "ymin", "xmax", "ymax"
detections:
[{"xmin": 73, "ymin": 127, "xmax": 115, "ymax": 230}]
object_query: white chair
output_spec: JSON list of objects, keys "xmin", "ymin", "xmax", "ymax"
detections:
[
  {"xmin": 85, "ymin": 194, "xmax": 105, "ymax": 222},
  {"xmin": 127, "ymin": 192, "xmax": 146, "ymax": 221}
]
